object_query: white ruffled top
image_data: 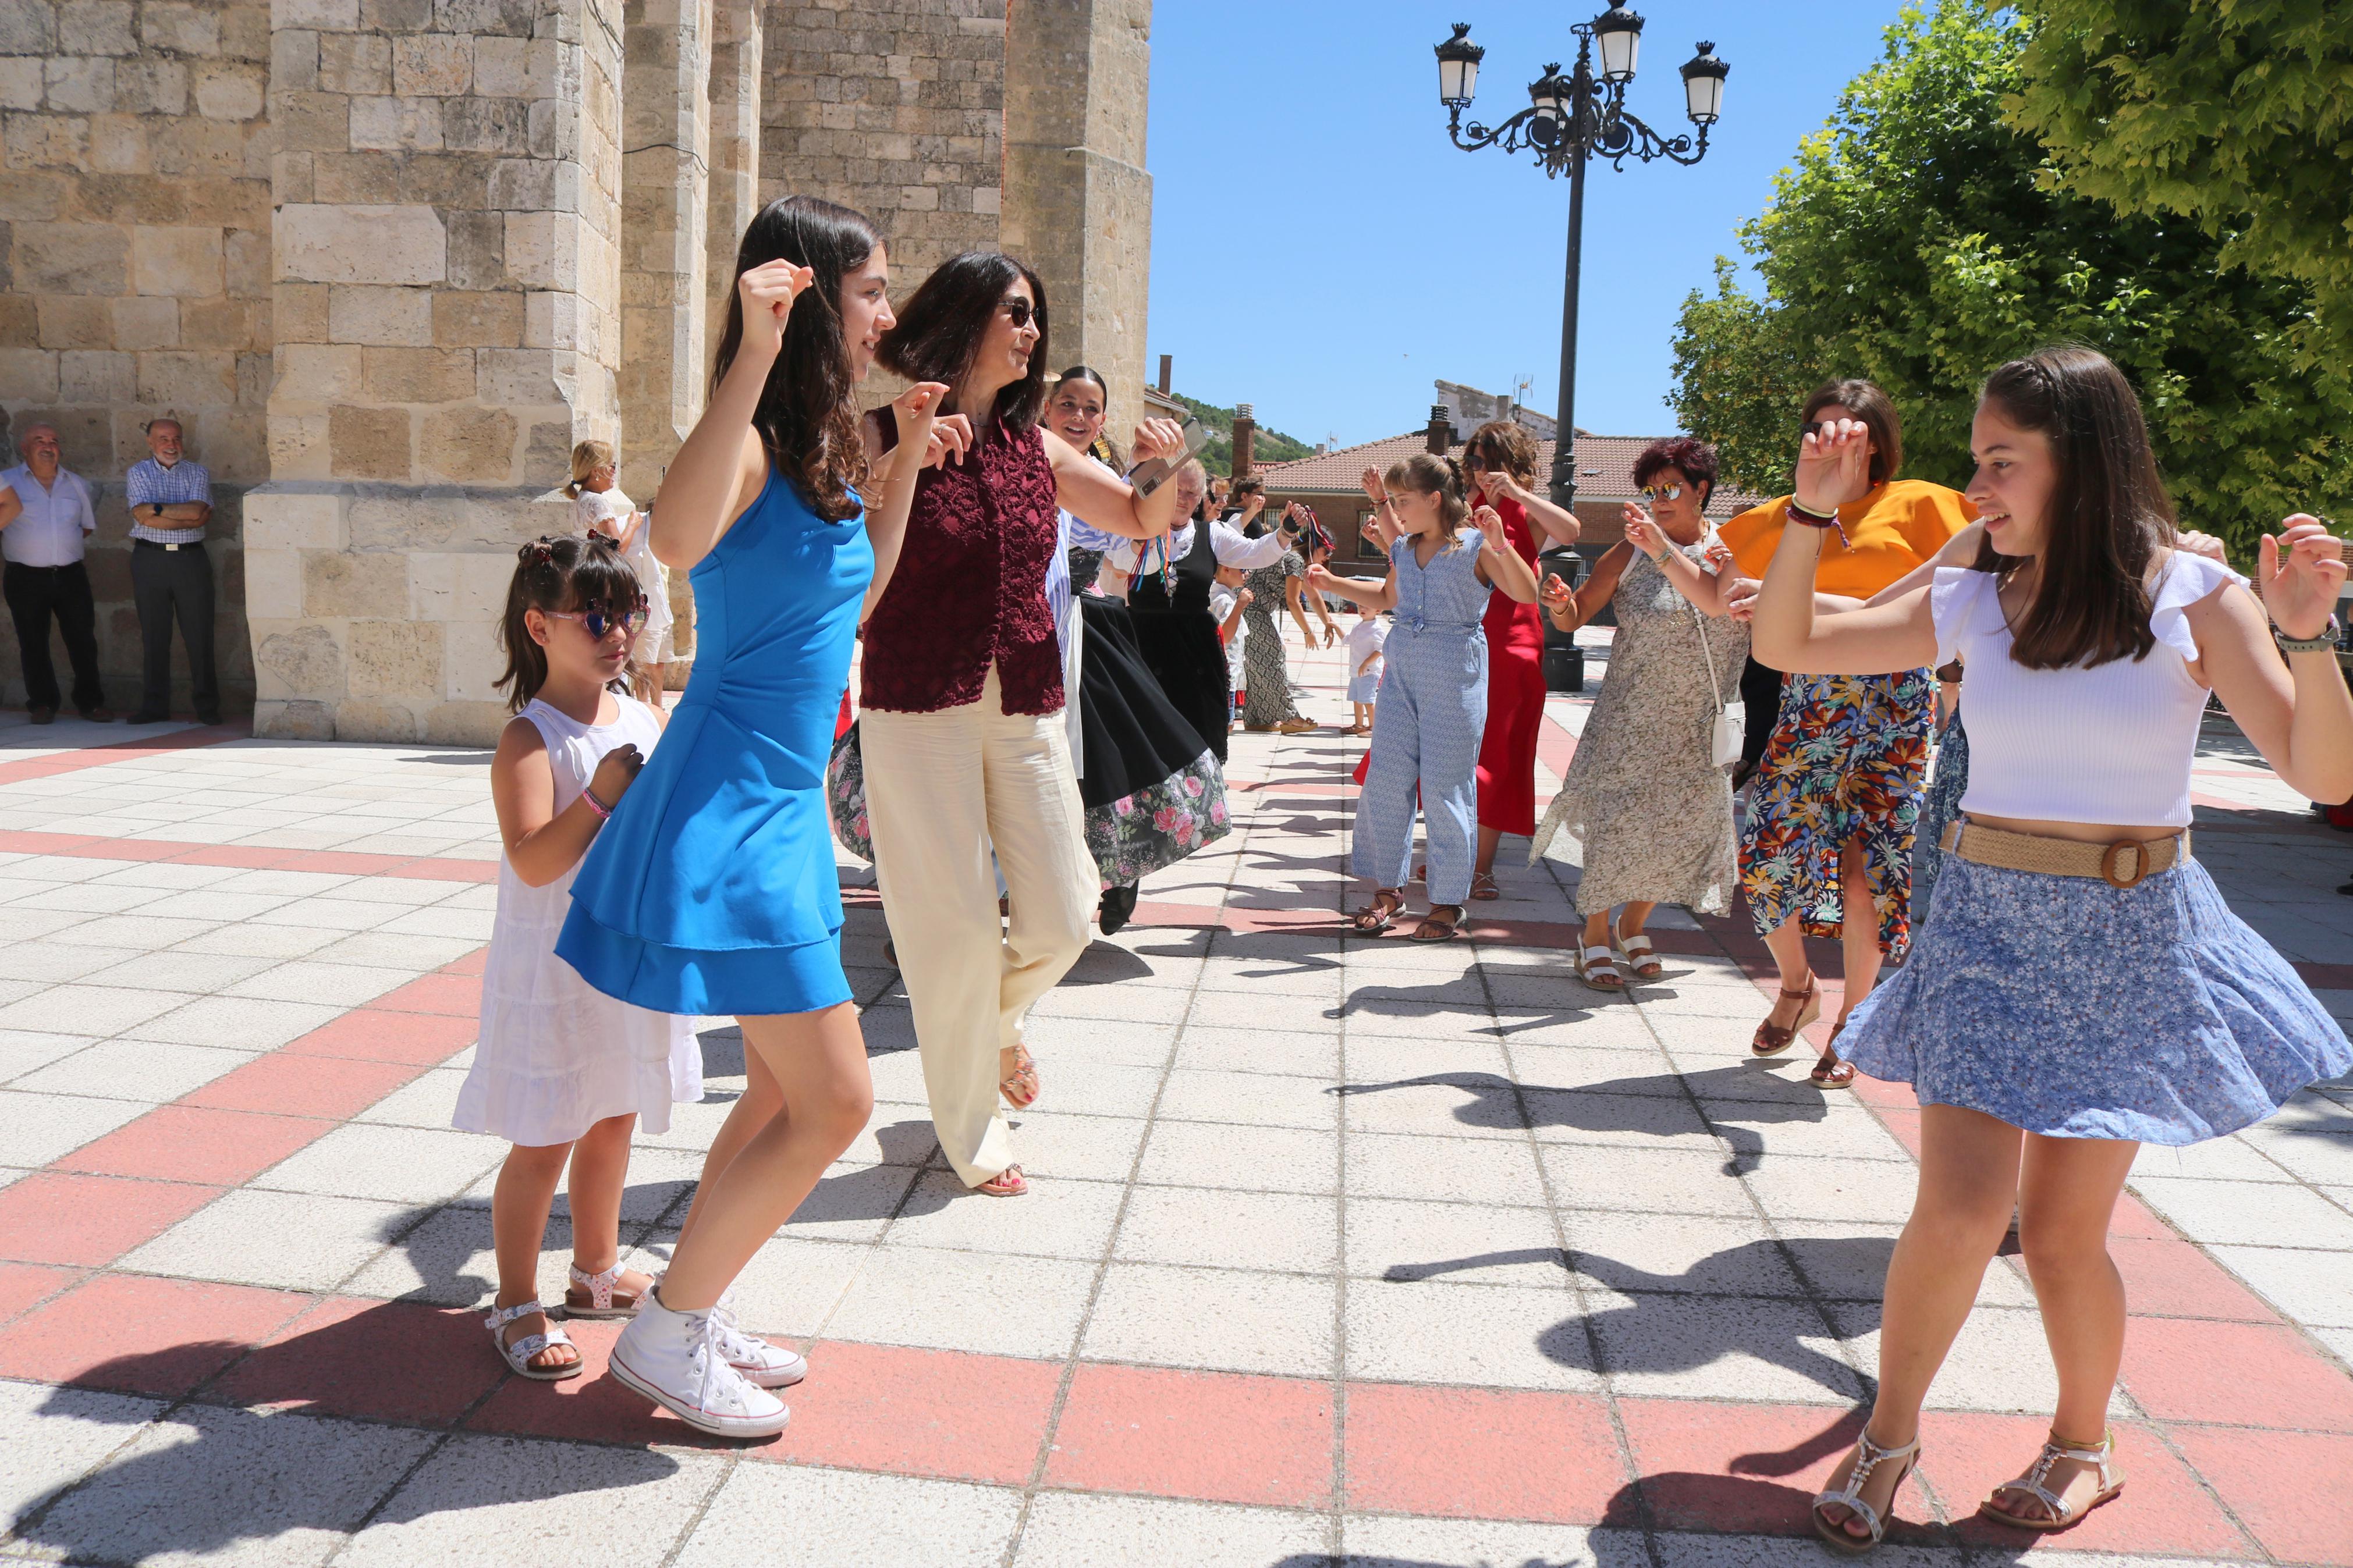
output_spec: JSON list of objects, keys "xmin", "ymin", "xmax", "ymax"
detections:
[{"xmin": 1932, "ymin": 550, "xmax": 2246, "ymax": 829}]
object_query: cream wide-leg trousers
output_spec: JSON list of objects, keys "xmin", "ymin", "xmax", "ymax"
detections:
[{"xmin": 862, "ymin": 666, "xmax": 1095, "ymax": 1186}]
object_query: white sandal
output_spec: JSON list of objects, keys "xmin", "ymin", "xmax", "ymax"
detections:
[
  {"xmin": 564, "ymin": 1261, "xmax": 647, "ymax": 1320},
  {"xmin": 1812, "ymin": 1429, "xmax": 1921, "ymax": 1553},
  {"xmin": 1980, "ymin": 1430, "xmax": 2124, "ymax": 1531},
  {"xmin": 1575, "ymin": 943, "xmax": 1624, "ymax": 991},
  {"xmin": 485, "ymin": 1299, "xmax": 581, "ymax": 1381},
  {"xmin": 1610, "ymin": 918, "xmax": 1663, "ymax": 980}
]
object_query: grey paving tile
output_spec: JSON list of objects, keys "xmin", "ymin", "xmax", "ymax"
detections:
[
  {"xmin": 884, "ymin": 1170, "xmax": 1125, "ymax": 1260},
  {"xmin": 221, "ymin": 961, "xmax": 413, "ymax": 1009},
  {"xmin": 1134, "ymin": 1119, "xmax": 1340, "ymax": 1195},
  {"xmin": 826, "ymin": 1245, "xmax": 1096, "ymax": 1359},
  {"xmin": 1570, "ymin": 1210, "xmax": 1807, "ymax": 1297},
  {"xmin": 630, "ymin": 1233, "xmax": 866, "ymax": 1341},
  {"xmin": 121, "ymin": 1190, "xmax": 409, "ymax": 1293},
  {"xmin": 0, "ymin": 983, "xmax": 201, "ymax": 1037},
  {"xmin": 0, "ymin": 1379, "xmax": 162, "ymax": 1534},
  {"xmin": 1343, "ymin": 1130, "xmax": 1547, "ymax": 1206},
  {"xmin": 340, "ymin": 1203, "xmax": 573, "ymax": 1309},
  {"xmin": 674, "ymin": 1464, "xmax": 1019, "ymax": 1568},
  {"xmin": 1589, "ymin": 1289, "xmax": 1864, "ymax": 1405},
  {"xmin": 2206, "ymin": 1244, "xmax": 2353, "ymax": 1327},
  {"xmin": 1175, "ymin": 1022, "xmax": 1339, "ymax": 1077},
  {"xmin": 1342, "ymin": 1515, "xmax": 1644, "ymax": 1568},
  {"xmin": 1347, "ymin": 1197, "xmax": 1566, "ymax": 1286},
  {"xmin": 997, "ymin": 1111, "xmax": 1149, "ymax": 1183},
  {"xmin": 1346, "ymin": 1275, "xmax": 1598, "ymax": 1391},
  {"xmin": 0, "ymin": 1028, "xmax": 104, "ymax": 1082},
  {"xmin": 1015, "ymin": 1492, "xmax": 1325, "ymax": 1568},
  {"xmin": 2131, "ymin": 1173, "xmax": 2353, "ymax": 1250},
  {"xmin": 0, "ymin": 942, "xmax": 143, "ymax": 986},
  {"xmin": 1082, "ymin": 1260, "xmax": 1337, "ymax": 1377},
  {"xmin": 1737, "ymin": 1154, "xmax": 1919, "ymax": 1228},
  {"xmin": 254, "ymin": 1123, "xmax": 506, "ymax": 1206},
  {"xmin": 1543, "ymin": 1144, "xmax": 1759, "ymax": 1218},
  {"xmin": 1116, "ymin": 1185, "xmax": 1339, "ymax": 1274},
  {"xmin": 0, "ymin": 1089, "xmax": 149, "ymax": 1164},
  {"xmin": 1159, "ymin": 1068, "xmax": 1341, "ymax": 1130},
  {"xmin": 1828, "ymin": 1300, "xmax": 2070, "ymax": 1415},
  {"xmin": 10, "ymin": 1040, "xmax": 252, "ymax": 1104},
  {"xmin": 119, "ymin": 996, "xmax": 346, "ymax": 1051}
]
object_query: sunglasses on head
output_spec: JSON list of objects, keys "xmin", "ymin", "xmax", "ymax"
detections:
[
  {"xmin": 545, "ymin": 605, "xmax": 648, "ymax": 640},
  {"xmin": 1639, "ymin": 483, "xmax": 1685, "ymax": 503},
  {"xmin": 1001, "ymin": 297, "xmax": 1037, "ymax": 329}
]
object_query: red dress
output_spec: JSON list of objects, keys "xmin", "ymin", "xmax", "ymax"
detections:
[{"xmin": 1475, "ymin": 493, "xmax": 1545, "ymax": 835}]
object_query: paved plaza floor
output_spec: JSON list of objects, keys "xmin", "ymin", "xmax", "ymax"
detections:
[{"xmin": 0, "ymin": 637, "xmax": 2348, "ymax": 1566}]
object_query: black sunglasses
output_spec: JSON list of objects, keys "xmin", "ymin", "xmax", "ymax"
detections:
[
  {"xmin": 546, "ymin": 604, "xmax": 649, "ymax": 640},
  {"xmin": 1002, "ymin": 297, "xmax": 1037, "ymax": 329}
]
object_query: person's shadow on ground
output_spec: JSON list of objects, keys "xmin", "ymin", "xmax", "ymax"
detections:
[{"xmin": 1331, "ymin": 1063, "xmax": 1830, "ymax": 1174}]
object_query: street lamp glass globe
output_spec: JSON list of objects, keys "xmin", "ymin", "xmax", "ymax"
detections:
[
  {"xmin": 1435, "ymin": 23, "xmax": 1484, "ymax": 106},
  {"xmin": 1592, "ymin": 3, "xmax": 1642, "ymax": 83},
  {"xmin": 1529, "ymin": 62, "xmax": 1571, "ymax": 118},
  {"xmin": 1680, "ymin": 41, "xmax": 1728, "ymax": 124}
]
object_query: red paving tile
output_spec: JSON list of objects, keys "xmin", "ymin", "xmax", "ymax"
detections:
[
  {"xmin": 55, "ymin": 1105, "xmax": 336, "ymax": 1186},
  {"xmin": 463, "ymin": 1318, "xmax": 758, "ymax": 1452},
  {"xmin": 2109, "ymin": 1237, "xmax": 2280, "ymax": 1322},
  {"xmin": 439, "ymin": 946, "xmax": 489, "ymax": 977},
  {"xmin": 0, "ymin": 1274, "xmax": 309, "ymax": 1397},
  {"xmin": 1928, "ymin": 1413, "xmax": 2260, "ymax": 1558},
  {"xmin": 0, "ymin": 1174, "xmax": 221, "ymax": 1268},
  {"xmin": 1614, "ymin": 1399, "xmax": 1933, "ymax": 1539},
  {"xmin": 385, "ymin": 857, "xmax": 497, "ymax": 884},
  {"xmin": 275, "ymin": 850, "xmax": 421, "ymax": 876},
  {"xmin": 281, "ymin": 1008, "xmax": 477, "ymax": 1065},
  {"xmin": 2171, "ymin": 1424, "xmax": 2353, "ymax": 1566},
  {"xmin": 1044, "ymin": 1362, "xmax": 1333, "ymax": 1507},
  {"xmin": 0, "ymin": 720, "xmax": 247, "ymax": 785},
  {"xmin": 182, "ymin": 1053, "xmax": 428, "ymax": 1121},
  {"xmin": 1346, "ymin": 1383, "xmax": 1626, "ymax": 1525},
  {"xmin": 2121, "ymin": 1317, "xmax": 2353, "ymax": 1432},
  {"xmin": 2107, "ymin": 1192, "xmax": 2177, "ymax": 1242},
  {"xmin": 0, "ymin": 1263, "xmax": 81, "ymax": 1324},
  {"xmin": 372, "ymin": 973, "xmax": 482, "ymax": 1018},
  {"xmin": 203, "ymin": 1296, "xmax": 502, "ymax": 1427},
  {"xmin": 757, "ymin": 1341, "xmax": 1060, "ymax": 1487}
]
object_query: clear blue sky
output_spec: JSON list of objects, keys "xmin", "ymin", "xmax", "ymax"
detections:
[{"xmin": 1144, "ymin": 2, "xmax": 1915, "ymax": 447}]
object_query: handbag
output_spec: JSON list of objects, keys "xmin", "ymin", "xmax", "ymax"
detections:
[
  {"xmin": 1681, "ymin": 539, "xmax": 1746, "ymax": 769},
  {"xmin": 826, "ymin": 719, "xmax": 875, "ymax": 862}
]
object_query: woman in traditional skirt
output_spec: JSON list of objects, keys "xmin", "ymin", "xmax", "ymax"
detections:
[
  {"xmin": 1238, "ymin": 500, "xmax": 1339, "ymax": 733},
  {"xmin": 1718, "ymin": 381, "xmax": 1974, "ymax": 1087},
  {"xmin": 1752, "ymin": 347, "xmax": 2353, "ymax": 1549}
]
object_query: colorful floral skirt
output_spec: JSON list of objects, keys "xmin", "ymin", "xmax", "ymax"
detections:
[{"xmin": 1738, "ymin": 668, "xmax": 1935, "ymax": 959}]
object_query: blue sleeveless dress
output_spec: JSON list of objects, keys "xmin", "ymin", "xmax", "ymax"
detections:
[{"xmin": 558, "ymin": 470, "xmax": 871, "ymax": 1016}]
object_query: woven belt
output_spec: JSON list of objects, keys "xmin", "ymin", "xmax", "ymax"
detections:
[{"xmin": 1939, "ymin": 820, "xmax": 2189, "ymax": 890}]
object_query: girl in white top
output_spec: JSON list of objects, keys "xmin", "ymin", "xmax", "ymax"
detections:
[
  {"xmin": 568, "ymin": 440, "xmax": 676, "ymax": 705},
  {"xmin": 456, "ymin": 533, "xmax": 700, "ymax": 1381},
  {"xmin": 1753, "ymin": 347, "xmax": 2353, "ymax": 1549}
]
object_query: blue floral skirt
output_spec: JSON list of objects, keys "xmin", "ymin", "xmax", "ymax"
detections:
[
  {"xmin": 1841, "ymin": 848, "xmax": 2352, "ymax": 1144},
  {"xmin": 1908, "ymin": 713, "xmax": 1969, "ymax": 928}
]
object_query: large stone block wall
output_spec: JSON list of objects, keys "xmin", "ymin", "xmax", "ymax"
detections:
[
  {"xmin": 0, "ymin": 0, "xmax": 272, "ymax": 716},
  {"xmin": 246, "ymin": 0, "xmax": 626, "ymax": 745}
]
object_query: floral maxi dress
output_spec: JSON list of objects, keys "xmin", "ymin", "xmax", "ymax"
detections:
[{"xmin": 1531, "ymin": 537, "xmax": 1749, "ymax": 918}]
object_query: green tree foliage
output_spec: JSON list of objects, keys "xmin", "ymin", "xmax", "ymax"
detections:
[
  {"xmin": 1667, "ymin": 0, "xmax": 2353, "ymax": 556},
  {"xmin": 1167, "ymin": 392, "xmax": 1316, "ymax": 478},
  {"xmin": 2009, "ymin": 0, "xmax": 2353, "ymax": 354}
]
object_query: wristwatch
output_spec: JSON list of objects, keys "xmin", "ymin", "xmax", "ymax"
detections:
[{"xmin": 2276, "ymin": 617, "xmax": 2340, "ymax": 654}]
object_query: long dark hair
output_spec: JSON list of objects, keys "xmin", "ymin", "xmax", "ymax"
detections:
[
  {"xmin": 1975, "ymin": 345, "xmax": 2176, "ymax": 670},
  {"xmin": 495, "ymin": 534, "xmax": 645, "ymax": 711},
  {"xmin": 1802, "ymin": 379, "xmax": 1903, "ymax": 489},
  {"xmin": 878, "ymin": 251, "xmax": 1050, "ymax": 436},
  {"xmin": 710, "ymin": 196, "xmax": 883, "ymax": 523},
  {"xmin": 1052, "ymin": 364, "xmax": 1124, "ymax": 468}
]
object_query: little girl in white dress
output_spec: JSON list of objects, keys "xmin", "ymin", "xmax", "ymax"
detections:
[
  {"xmin": 567, "ymin": 439, "xmax": 675, "ymax": 704},
  {"xmin": 455, "ymin": 533, "xmax": 700, "ymax": 1379}
]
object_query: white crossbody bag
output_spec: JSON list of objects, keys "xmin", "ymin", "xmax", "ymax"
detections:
[{"xmin": 1679, "ymin": 536, "xmax": 1746, "ymax": 769}]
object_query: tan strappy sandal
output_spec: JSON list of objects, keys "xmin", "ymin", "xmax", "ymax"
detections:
[
  {"xmin": 999, "ymin": 1043, "xmax": 1039, "ymax": 1109},
  {"xmin": 1752, "ymin": 977, "xmax": 1820, "ymax": 1056},
  {"xmin": 1980, "ymin": 1430, "xmax": 2124, "ymax": 1531},
  {"xmin": 976, "ymin": 1164, "xmax": 1028, "ymax": 1197},
  {"xmin": 1812, "ymin": 1429, "xmax": 1921, "ymax": 1553}
]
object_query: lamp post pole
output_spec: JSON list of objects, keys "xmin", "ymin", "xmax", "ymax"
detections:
[{"xmin": 1431, "ymin": 9, "xmax": 1730, "ymax": 513}]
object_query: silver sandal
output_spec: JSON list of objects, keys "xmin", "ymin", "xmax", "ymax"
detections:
[
  {"xmin": 1980, "ymin": 1430, "xmax": 2124, "ymax": 1531},
  {"xmin": 1811, "ymin": 1429, "xmax": 1921, "ymax": 1553},
  {"xmin": 485, "ymin": 1299, "xmax": 581, "ymax": 1381}
]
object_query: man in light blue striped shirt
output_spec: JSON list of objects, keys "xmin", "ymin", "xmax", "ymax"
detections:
[{"xmin": 122, "ymin": 417, "xmax": 219, "ymax": 724}]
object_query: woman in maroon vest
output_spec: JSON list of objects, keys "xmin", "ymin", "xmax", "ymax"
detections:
[{"xmin": 862, "ymin": 253, "xmax": 1187, "ymax": 1197}]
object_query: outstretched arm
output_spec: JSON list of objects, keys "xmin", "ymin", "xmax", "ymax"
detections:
[
  {"xmin": 1307, "ymin": 560, "xmax": 1396, "ymax": 613},
  {"xmin": 2197, "ymin": 518, "xmax": 2353, "ymax": 803},
  {"xmin": 1046, "ymin": 421, "xmax": 1188, "ymax": 539},
  {"xmin": 651, "ymin": 259, "xmax": 815, "ymax": 570},
  {"xmin": 1543, "ymin": 544, "xmax": 1632, "ymax": 633}
]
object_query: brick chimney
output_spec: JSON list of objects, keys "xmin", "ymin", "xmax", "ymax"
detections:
[
  {"xmin": 1425, "ymin": 403, "xmax": 1454, "ymax": 455},
  {"xmin": 1157, "ymin": 354, "xmax": 1172, "ymax": 396},
  {"xmin": 1232, "ymin": 402, "xmax": 1256, "ymax": 479}
]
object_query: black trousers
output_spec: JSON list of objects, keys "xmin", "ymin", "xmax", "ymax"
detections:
[
  {"xmin": 1740, "ymin": 654, "xmax": 1786, "ymax": 772},
  {"xmin": 130, "ymin": 541, "xmax": 218, "ymax": 720},
  {"xmin": 3, "ymin": 560, "xmax": 105, "ymax": 714}
]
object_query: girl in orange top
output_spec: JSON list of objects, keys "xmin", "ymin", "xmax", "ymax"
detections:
[{"xmin": 1713, "ymin": 381, "xmax": 1972, "ymax": 1087}]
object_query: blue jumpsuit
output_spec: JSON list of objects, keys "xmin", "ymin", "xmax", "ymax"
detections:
[{"xmin": 1352, "ymin": 527, "xmax": 1492, "ymax": 906}]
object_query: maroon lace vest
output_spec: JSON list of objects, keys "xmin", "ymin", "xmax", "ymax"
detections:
[{"xmin": 861, "ymin": 421, "xmax": 1064, "ymax": 716}]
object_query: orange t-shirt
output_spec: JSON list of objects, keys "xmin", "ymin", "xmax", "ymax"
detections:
[{"xmin": 1719, "ymin": 479, "xmax": 1976, "ymax": 598}]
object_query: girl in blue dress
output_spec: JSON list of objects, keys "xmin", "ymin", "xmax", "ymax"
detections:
[
  {"xmin": 1308, "ymin": 453, "xmax": 1539, "ymax": 941},
  {"xmin": 1752, "ymin": 347, "xmax": 2353, "ymax": 1549},
  {"xmin": 556, "ymin": 196, "xmax": 961, "ymax": 1438}
]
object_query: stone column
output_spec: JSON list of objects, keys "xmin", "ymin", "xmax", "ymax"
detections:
[
  {"xmin": 704, "ymin": 0, "xmax": 762, "ymax": 340},
  {"xmin": 617, "ymin": 0, "xmax": 709, "ymax": 502},
  {"xmin": 1000, "ymin": 0, "xmax": 1152, "ymax": 429},
  {"xmin": 247, "ymin": 0, "xmax": 626, "ymax": 745}
]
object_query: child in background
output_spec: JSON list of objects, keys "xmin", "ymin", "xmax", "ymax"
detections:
[
  {"xmin": 1344, "ymin": 600, "xmax": 1387, "ymax": 735},
  {"xmin": 456, "ymin": 534, "xmax": 701, "ymax": 1380},
  {"xmin": 1209, "ymin": 563, "xmax": 1252, "ymax": 728},
  {"xmin": 567, "ymin": 440, "xmax": 677, "ymax": 706}
]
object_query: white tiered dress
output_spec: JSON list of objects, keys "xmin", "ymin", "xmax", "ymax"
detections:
[{"xmin": 454, "ymin": 696, "xmax": 701, "ymax": 1146}]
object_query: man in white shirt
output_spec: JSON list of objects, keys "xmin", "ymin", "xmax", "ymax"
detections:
[
  {"xmin": 123, "ymin": 417, "xmax": 219, "ymax": 724},
  {"xmin": 0, "ymin": 424, "xmax": 112, "ymax": 725}
]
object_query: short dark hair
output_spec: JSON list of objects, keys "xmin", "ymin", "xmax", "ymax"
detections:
[
  {"xmin": 1975, "ymin": 345, "xmax": 2176, "ymax": 671},
  {"xmin": 1802, "ymin": 379, "xmax": 1903, "ymax": 489},
  {"xmin": 878, "ymin": 251, "xmax": 1050, "ymax": 436},
  {"xmin": 1632, "ymin": 436, "xmax": 1719, "ymax": 507}
]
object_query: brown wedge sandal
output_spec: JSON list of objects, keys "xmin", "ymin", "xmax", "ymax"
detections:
[
  {"xmin": 1752, "ymin": 977, "xmax": 1820, "ymax": 1057},
  {"xmin": 1810, "ymin": 1018, "xmax": 1857, "ymax": 1088}
]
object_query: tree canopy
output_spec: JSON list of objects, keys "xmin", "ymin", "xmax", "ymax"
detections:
[
  {"xmin": 1669, "ymin": 0, "xmax": 2352, "ymax": 557},
  {"xmin": 2008, "ymin": 0, "xmax": 2353, "ymax": 355}
]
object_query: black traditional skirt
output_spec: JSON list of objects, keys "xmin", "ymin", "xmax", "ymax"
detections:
[{"xmin": 1077, "ymin": 595, "xmax": 1231, "ymax": 888}]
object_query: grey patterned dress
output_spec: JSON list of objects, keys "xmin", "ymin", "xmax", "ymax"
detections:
[
  {"xmin": 1241, "ymin": 549, "xmax": 1305, "ymax": 728},
  {"xmin": 1531, "ymin": 535, "xmax": 1748, "ymax": 918}
]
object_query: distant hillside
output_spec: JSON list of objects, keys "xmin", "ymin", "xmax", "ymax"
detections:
[{"xmin": 1169, "ymin": 392, "xmax": 1318, "ymax": 477}]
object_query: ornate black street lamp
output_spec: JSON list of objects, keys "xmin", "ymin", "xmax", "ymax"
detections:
[{"xmin": 1434, "ymin": 8, "xmax": 1729, "ymax": 507}]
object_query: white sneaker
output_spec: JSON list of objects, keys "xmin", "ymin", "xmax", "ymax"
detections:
[
  {"xmin": 608, "ymin": 1290, "xmax": 789, "ymax": 1438},
  {"xmin": 711, "ymin": 1298, "xmax": 808, "ymax": 1389}
]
